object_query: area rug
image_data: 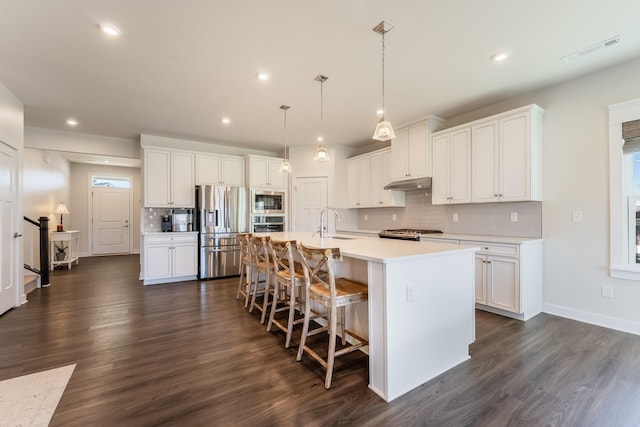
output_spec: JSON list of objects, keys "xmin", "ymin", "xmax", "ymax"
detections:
[{"xmin": 0, "ymin": 364, "xmax": 75, "ymax": 427}]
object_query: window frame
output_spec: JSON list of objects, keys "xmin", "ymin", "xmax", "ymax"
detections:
[{"xmin": 609, "ymin": 97, "xmax": 640, "ymax": 280}]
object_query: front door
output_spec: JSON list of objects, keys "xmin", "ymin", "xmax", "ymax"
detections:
[
  {"xmin": 293, "ymin": 176, "xmax": 328, "ymax": 232},
  {"xmin": 0, "ymin": 142, "xmax": 18, "ymax": 315},
  {"xmin": 91, "ymin": 180, "xmax": 131, "ymax": 255}
]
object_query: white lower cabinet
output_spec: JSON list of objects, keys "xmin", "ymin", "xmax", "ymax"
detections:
[
  {"xmin": 421, "ymin": 235, "xmax": 542, "ymax": 321},
  {"xmin": 143, "ymin": 233, "xmax": 197, "ymax": 285},
  {"xmin": 462, "ymin": 240, "xmax": 541, "ymax": 320}
]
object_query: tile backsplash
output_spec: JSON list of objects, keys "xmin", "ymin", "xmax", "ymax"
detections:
[
  {"xmin": 357, "ymin": 189, "xmax": 541, "ymax": 237},
  {"xmin": 143, "ymin": 208, "xmax": 173, "ymax": 232}
]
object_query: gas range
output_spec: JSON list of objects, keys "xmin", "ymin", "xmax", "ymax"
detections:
[{"xmin": 378, "ymin": 229, "xmax": 443, "ymax": 241}]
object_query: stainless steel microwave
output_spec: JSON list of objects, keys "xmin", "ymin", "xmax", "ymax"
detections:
[{"xmin": 251, "ymin": 190, "xmax": 285, "ymax": 214}]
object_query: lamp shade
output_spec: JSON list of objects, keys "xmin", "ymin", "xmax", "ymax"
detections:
[
  {"xmin": 372, "ymin": 119, "xmax": 396, "ymax": 141},
  {"xmin": 54, "ymin": 203, "xmax": 69, "ymax": 215},
  {"xmin": 313, "ymin": 146, "xmax": 331, "ymax": 161}
]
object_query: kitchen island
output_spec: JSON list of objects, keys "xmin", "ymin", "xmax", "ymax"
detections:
[{"xmin": 263, "ymin": 232, "xmax": 478, "ymax": 402}]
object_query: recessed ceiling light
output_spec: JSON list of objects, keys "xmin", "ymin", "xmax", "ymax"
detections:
[
  {"xmin": 376, "ymin": 109, "xmax": 384, "ymax": 115},
  {"xmin": 66, "ymin": 119, "xmax": 78, "ymax": 126},
  {"xmin": 100, "ymin": 23, "xmax": 121, "ymax": 37},
  {"xmin": 103, "ymin": 160, "xmax": 110, "ymax": 164},
  {"xmin": 221, "ymin": 117, "xmax": 231, "ymax": 124},
  {"xmin": 257, "ymin": 72, "xmax": 270, "ymax": 81},
  {"xmin": 491, "ymin": 52, "xmax": 508, "ymax": 62},
  {"xmin": 317, "ymin": 136, "xmax": 323, "ymax": 142}
]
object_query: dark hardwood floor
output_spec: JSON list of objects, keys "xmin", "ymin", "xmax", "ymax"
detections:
[{"xmin": 2, "ymin": 255, "xmax": 640, "ymax": 426}]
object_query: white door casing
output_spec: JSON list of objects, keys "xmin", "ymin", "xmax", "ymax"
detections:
[
  {"xmin": 90, "ymin": 181, "xmax": 131, "ymax": 255},
  {"xmin": 0, "ymin": 142, "xmax": 17, "ymax": 315},
  {"xmin": 293, "ymin": 177, "xmax": 328, "ymax": 233}
]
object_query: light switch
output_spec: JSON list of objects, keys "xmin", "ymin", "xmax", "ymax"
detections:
[
  {"xmin": 510, "ymin": 212, "xmax": 518, "ymax": 222},
  {"xmin": 572, "ymin": 210, "xmax": 583, "ymax": 223}
]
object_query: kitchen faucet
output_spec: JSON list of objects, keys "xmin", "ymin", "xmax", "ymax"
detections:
[{"xmin": 319, "ymin": 206, "xmax": 341, "ymax": 239}]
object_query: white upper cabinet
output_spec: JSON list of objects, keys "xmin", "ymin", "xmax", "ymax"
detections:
[
  {"xmin": 195, "ymin": 153, "xmax": 245, "ymax": 186},
  {"xmin": 347, "ymin": 148, "xmax": 405, "ymax": 208},
  {"xmin": 247, "ymin": 155, "xmax": 287, "ymax": 188},
  {"xmin": 391, "ymin": 117, "xmax": 444, "ymax": 182},
  {"xmin": 346, "ymin": 155, "xmax": 371, "ymax": 208},
  {"xmin": 432, "ymin": 127, "xmax": 471, "ymax": 204},
  {"xmin": 144, "ymin": 148, "xmax": 194, "ymax": 208},
  {"xmin": 471, "ymin": 105, "xmax": 544, "ymax": 202}
]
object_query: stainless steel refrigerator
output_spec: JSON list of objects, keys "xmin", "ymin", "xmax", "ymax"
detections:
[{"xmin": 195, "ymin": 185, "xmax": 249, "ymax": 279}]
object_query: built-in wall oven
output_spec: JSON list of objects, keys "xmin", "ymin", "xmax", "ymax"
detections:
[
  {"xmin": 252, "ymin": 190, "xmax": 285, "ymax": 214},
  {"xmin": 252, "ymin": 215, "xmax": 285, "ymax": 233}
]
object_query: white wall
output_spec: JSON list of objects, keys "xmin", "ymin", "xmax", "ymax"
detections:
[
  {"xmin": 443, "ymin": 57, "xmax": 640, "ymax": 334},
  {"xmin": 23, "ymin": 148, "xmax": 71, "ymax": 226},
  {"xmin": 0, "ymin": 81, "xmax": 24, "ymax": 305},
  {"xmin": 70, "ymin": 163, "xmax": 142, "ymax": 256},
  {"xmin": 26, "ymin": 127, "xmax": 139, "ymax": 159}
]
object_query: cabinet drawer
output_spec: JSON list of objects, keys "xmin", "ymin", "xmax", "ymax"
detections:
[
  {"xmin": 421, "ymin": 237, "xmax": 460, "ymax": 245},
  {"xmin": 145, "ymin": 234, "xmax": 197, "ymax": 245},
  {"xmin": 462, "ymin": 241, "xmax": 519, "ymax": 257}
]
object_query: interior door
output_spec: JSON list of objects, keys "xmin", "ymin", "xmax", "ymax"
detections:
[
  {"xmin": 0, "ymin": 142, "xmax": 17, "ymax": 315},
  {"xmin": 293, "ymin": 177, "xmax": 328, "ymax": 232},
  {"xmin": 92, "ymin": 186, "xmax": 131, "ymax": 255}
]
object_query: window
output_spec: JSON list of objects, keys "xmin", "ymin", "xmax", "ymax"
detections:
[
  {"xmin": 92, "ymin": 176, "xmax": 131, "ymax": 188},
  {"xmin": 609, "ymin": 98, "xmax": 640, "ymax": 280}
]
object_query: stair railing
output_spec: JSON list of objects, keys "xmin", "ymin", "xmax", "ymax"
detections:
[{"xmin": 23, "ymin": 216, "xmax": 50, "ymax": 287}]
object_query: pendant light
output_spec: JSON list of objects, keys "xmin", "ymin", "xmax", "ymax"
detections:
[
  {"xmin": 372, "ymin": 21, "xmax": 396, "ymax": 141},
  {"xmin": 279, "ymin": 105, "xmax": 292, "ymax": 173},
  {"xmin": 313, "ymin": 74, "xmax": 331, "ymax": 161}
]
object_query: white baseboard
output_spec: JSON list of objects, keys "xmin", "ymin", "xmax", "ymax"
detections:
[{"xmin": 543, "ymin": 302, "xmax": 640, "ymax": 336}]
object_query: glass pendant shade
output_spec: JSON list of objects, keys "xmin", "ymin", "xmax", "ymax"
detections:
[
  {"xmin": 372, "ymin": 119, "xmax": 396, "ymax": 141},
  {"xmin": 313, "ymin": 145, "xmax": 330, "ymax": 161},
  {"xmin": 279, "ymin": 104, "xmax": 292, "ymax": 173},
  {"xmin": 372, "ymin": 21, "xmax": 395, "ymax": 142},
  {"xmin": 279, "ymin": 159, "xmax": 292, "ymax": 172},
  {"xmin": 313, "ymin": 75, "xmax": 331, "ymax": 162}
]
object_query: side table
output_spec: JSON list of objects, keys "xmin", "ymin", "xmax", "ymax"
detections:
[{"xmin": 50, "ymin": 230, "xmax": 80, "ymax": 270}]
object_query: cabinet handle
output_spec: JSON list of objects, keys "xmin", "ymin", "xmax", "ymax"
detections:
[
  {"xmin": 379, "ymin": 201, "xmax": 383, "ymax": 204},
  {"xmin": 13, "ymin": 233, "xmax": 22, "ymax": 238},
  {"xmin": 499, "ymin": 194, "xmax": 503, "ymax": 197}
]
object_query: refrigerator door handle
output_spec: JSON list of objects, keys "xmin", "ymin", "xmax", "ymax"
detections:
[{"xmin": 215, "ymin": 209, "xmax": 219, "ymax": 227}]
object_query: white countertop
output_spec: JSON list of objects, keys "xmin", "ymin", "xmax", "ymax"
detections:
[
  {"xmin": 337, "ymin": 228, "xmax": 542, "ymax": 245},
  {"xmin": 142, "ymin": 231, "xmax": 198, "ymax": 236},
  {"xmin": 421, "ymin": 233, "xmax": 543, "ymax": 245},
  {"xmin": 261, "ymin": 231, "xmax": 478, "ymax": 264}
]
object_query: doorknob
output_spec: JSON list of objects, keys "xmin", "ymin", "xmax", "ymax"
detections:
[{"xmin": 13, "ymin": 232, "xmax": 22, "ymax": 238}]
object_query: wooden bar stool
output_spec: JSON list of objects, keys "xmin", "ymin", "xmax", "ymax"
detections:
[
  {"xmin": 235, "ymin": 233, "xmax": 253, "ymax": 308},
  {"xmin": 266, "ymin": 239, "xmax": 306, "ymax": 348},
  {"xmin": 296, "ymin": 242, "xmax": 369, "ymax": 389},
  {"xmin": 249, "ymin": 235, "xmax": 274, "ymax": 324}
]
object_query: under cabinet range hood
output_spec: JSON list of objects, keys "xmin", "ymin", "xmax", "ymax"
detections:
[{"xmin": 383, "ymin": 177, "xmax": 432, "ymax": 191}]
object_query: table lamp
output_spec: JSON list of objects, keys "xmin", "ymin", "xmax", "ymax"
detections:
[{"xmin": 54, "ymin": 202, "xmax": 69, "ymax": 232}]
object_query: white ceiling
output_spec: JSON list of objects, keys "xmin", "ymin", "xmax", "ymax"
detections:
[{"xmin": 1, "ymin": 0, "xmax": 640, "ymax": 153}]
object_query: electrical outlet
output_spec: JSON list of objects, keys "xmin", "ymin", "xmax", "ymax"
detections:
[
  {"xmin": 364, "ymin": 214, "xmax": 368, "ymax": 221},
  {"xmin": 392, "ymin": 214, "xmax": 397, "ymax": 221},
  {"xmin": 572, "ymin": 210, "xmax": 583, "ymax": 223},
  {"xmin": 406, "ymin": 285, "xmax": 415, "ymax": 303},
  {"xmin": 453, "ymin": 213, "xmax": 458, "ymax": 222},
  {"xmin": 602, "ymin": 285, "xmax": 613, "ymax": 298}
]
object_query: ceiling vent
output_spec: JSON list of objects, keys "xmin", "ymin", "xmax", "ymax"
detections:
[{"xmin": 561, "ymin": 35, "xmax": 622, "ymax": 63}]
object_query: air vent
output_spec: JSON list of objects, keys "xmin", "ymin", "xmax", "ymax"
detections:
[{"xmin": 561, "ymin": 35, "xmax": 622, "ymax": 63}]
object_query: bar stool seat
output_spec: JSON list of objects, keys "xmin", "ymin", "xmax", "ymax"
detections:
[
  {"xmin": 236, "ymin": 233, "xmax": 254, "ymax": 308},
  {"xmin": 296, "ymin": 242, "xmax": 369, "ymax": 389},
  {"xmin": 266, "ymin": 239, "xmax": 306, "ymax": 348},
  {"xmin": 249, "ymin": 235, "xmax": 274, "ymax": 324}
]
